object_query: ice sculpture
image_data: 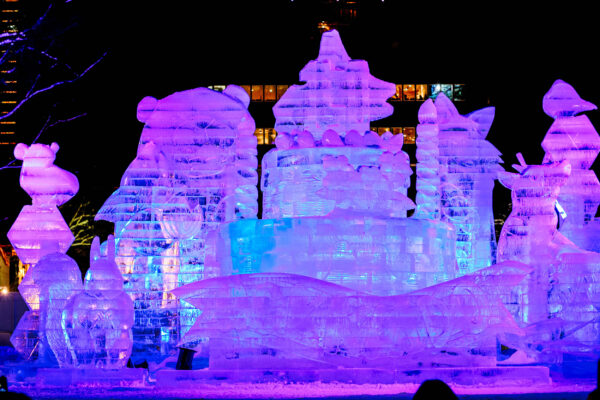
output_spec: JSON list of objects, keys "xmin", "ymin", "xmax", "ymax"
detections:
[
  {"xmin": 8, "ymin": 143, "xmax": 78, "ymax": 265},
  {"xmin": 10, "ymin": 251, "xmax": 82, "ymax": 365},
  {"xmin": 541, "ymin": 79, "xmax": 600, "ymax": 252},
  {"xmin": 414, "ymin": 99, "xmax": 441, "ymax": 220},
  {"xmin": 173, "ymin": 263, "xmax": 528, "ymax": 370},
  {"xmin": 62, "ymin": 236, "xmax": 134, "ymax": 368},
  {"xmin": 7, "ymin": 142, "xmax": 79, "ymax": 361},
  {"xmin": 95, "ymin": 85, "xmax": 258, "ymax": 361},
  {"xmin": 273, "ymin": 29, "xmax": 396, "ymax": 140},
  {"xmin": 218, "ymin": 216, "xmax": 457, "ymax": 295},
  {"xmin": 415, "ymin": 94, "xmax": 503, "ymax": 275}
]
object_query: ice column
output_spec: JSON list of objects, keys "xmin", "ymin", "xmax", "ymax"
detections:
[
  {"xmin": 62, "ymin": 236, "xmax": 134, "ymax": 368},
  {"xmin": 541, "ymin": 80, "xmax": 600, "ymax": 252},
  {"xmin": 96, "ymin": 85, "xmax": 257, "ymax": 362},
  {"xmin": 7, "ymin": 142, "xmax": 79, "ymax": 362},
  {"xmin": 414, "ymin": 99, "xmax": 441, "ymax": 219}
]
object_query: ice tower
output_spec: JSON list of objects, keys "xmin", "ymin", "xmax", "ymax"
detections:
[
  {"xmin": 541, "ymin": 79, "xmax": 600, "ymax": 252},
  {"xmin": 96, "ymin": 86, "xmax": 258, "ymax": 362},
  {"xmin": 8, "ymin": 142, "xmax": 80, "ymax": 362},
  {"xmin": 273, "ymin": 29, "xmax": 395, "ymax": 140}
]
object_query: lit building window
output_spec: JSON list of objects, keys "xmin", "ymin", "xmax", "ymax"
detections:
[
  {"xmin": 276, "ymin": 85, "xmax": 288, "ymax": 99},
  {"xmin": 240, "ymin": 85, "xmax": 251, "ymax": 99},
  {"xmin": 265, "ymin": 128, "xmax": 277, "ymax": 144},
  {"xmin": 415, "ymin": 84, "xmax": 428, "ymax": 101},
  {"xmin": 441, "ymin": 84, "xmax": 452, "ymax": 99},
  {"xmin": 251, "ymin": 85, "xmax": 263, "ymax": 101},
  {"xmin": 392, "ymin": 84, "xmax": 402, "ymax": 101},
  {"xmin": 264, "ymin": 85, "xmax": 276, "ymax": 101},
  {"xmin": 453, "ymin": 84, "xmax": 465, "ymax": 101},
  {"xmin": 403, "ymin": 84, "xmax": 415, "ymax": 101},
  {"xmin": 254, "ymin": 128, "xmax": 265, "ymax": 145},
  {"xmin": 403, "ymin": 127, "xmax": 416, "ymax": 144},
  {"xmin": 392, "ymin": 127, "xmax": 403, "ymax": 136}
]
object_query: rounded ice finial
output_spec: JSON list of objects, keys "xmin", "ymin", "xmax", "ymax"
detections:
[
  {"xmin": 296, "ymin": 130, "xmax": 316, "ymax": 148},
  {"xmin": 418, "ymin": 98, "xmax": 437, "ymax": 124},
  {"xmin": 274, "ymin": 132, "xmax": 294, "ymax": 150},
  {"xmin": 381, "ymin": 131, "xmax": 393, "ymax": 141},
  {"xmin": 364, "ymin": 130, "xmax": 382, "ymax": 147},
  {"xmin": 382, "ymin": 132, "xmax": 404, "ymax": 154},
  {"xmin": 344, "ymin": 130, "xmax": 364, "ymax": 147},
  {"xmin": 224, "ymin": 85, "xmax": 251, "ymax": 109},
  {"xmin": 433, "ymin": 93, "xmax": 459, "ymax": 122},
  {"xmin": 321, "ymin": 129, "xmax": 344, "ymax": 147},
  {"xmin": 543, "ymin": 79, "xmax": 597, "ymax": 118},
  {"xmin": 137, "ymin": 96, "xmax": 158, "ymax": 123}
]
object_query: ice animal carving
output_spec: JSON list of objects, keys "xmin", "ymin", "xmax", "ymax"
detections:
[
  {"xmin": 421, "ymin": 94, "xmax": 503, "ymax": 275},
  {"xmin": 62, "ymin": 236, "xmax": 134, "ymax": 368},
  {"xmin": 8, "ymin": 142, "xmax": 78, "ymax": 265},
  {"xmin": 273, "ymin": 29, "xmax": 395, "ymax": 140},
  {"xmin": 173, "ymin": 265, "xmax": 527, "ymax": 370},
  {"xmin": 541, "ymin": 80, "xmax": 600, "ymax": 252},
  {"xmin": 10, "ymin": 252, "xmax": 82, "ymax": 365},
  {"xmin": 7, "ymin": 142, "xmax": 79, "ymax": 361},
  {"xmin": 497, "ymin": 155, "xmax": 574, "ymax": 266},
  {"xmin": 96, "ymin": 85, "xmax": 257, "ymax": 361}
]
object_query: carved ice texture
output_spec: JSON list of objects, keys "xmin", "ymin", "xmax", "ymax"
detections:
[
  {"xmin": 541, "ymin": 79, "xmax": 600, "ymax": 252},
  {"xmin": 7, "ymin": 142, "xmax": 79, "ymax": 361},
  {"xmin": 418, "ymin": 94, "xmax": 503, "ymax": 275},
  {"xmin": 173, "ymin": 264, "xmax": 527, "ymax": 370},
  {"xmin": 96, "ymin": 86, "xmax": 258, "ymax": 361},
  {"xmin": 62, "ymin": 236, "xmax": 134, "ymax": 368},
  {"xmin": 218, "ymin": 216, "xmax": 457, "ymax": 295},
  {"xmin": 497, "ymin": 154, "xmax": 600, "ymax": 363},
  {"xmin": 263, "ymin": 30, "xmax": 411, "ymax": 220},
  {"xmin": 10, "ymin": 252, "xmax": 82, "ymax": 365},
  {"xmin": 273, "ymin": 29, "xmax": 395, "ymax": 140}
]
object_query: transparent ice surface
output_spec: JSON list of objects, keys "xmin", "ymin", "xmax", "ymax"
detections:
[
  {"xmin": 62, "ymin": 236, "xmax": 134, "ymax": 368},
  {"xmin": 416, "ymin": 94, "xmax": 502, "ymax": 275},
  {"xmin": 8, "ymin": 142, "xmax": 79, "ymax": 362},
  {"xmin": 95, "ymin": 86, "xmax": 257, "ymax": 361},
  {"xmin": 218, "ymin": 216, "xmax": 457, "ymax": 295},
  {"xmin": 173, "ymin": 265, "xmax": 526, "ymax": 369}
]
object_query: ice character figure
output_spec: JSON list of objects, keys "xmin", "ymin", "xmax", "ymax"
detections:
[
  {"xmin": 95, "ymin": 85, "xmax": 257, "ymax": 362},
  {"xmin": 62, "ymin": 236, "xmax": 134, "ymax": 368},
  {"xmin": 173, "ymin": 265, "xmax": 528, "ymax": 370},
  {"xmin": 430, "ymin": 94, "xmax": 503, "ymax": 275},
  {"xmin": 7, "ymin": 142, "xmax": 79, "ymax": 361},
  {"xmin": 8, "ymin": 142, "xmax": 78, "ymax": 265},
  {"xmin": 414, "ymin": 99, "xmax": 441, "ymax": 219},
  {"xmin": 540, "ymin": 80, "xmax": 600, "ymax": 252},
  {"xmin": 10, "ymin": 250, "xmax": 82, "ymax": 365},
  {"xmin": 273, "ymin": 29, "xmax": 395, "ymax": 140},
  {"xmin": 497, "ymin": 155, "xmax": 576, "ymax": 324}
]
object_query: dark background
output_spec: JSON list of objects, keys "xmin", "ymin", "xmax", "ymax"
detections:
[{"xmin": 2, "ymin": 0, "xmax": 600, "ymax": 260}]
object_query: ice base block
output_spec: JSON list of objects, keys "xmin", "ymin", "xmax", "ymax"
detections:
[
  {"xmin": 218, "ymin": 216, "xmax": 458, "ymax": 295},
  {"xmin": 155, "ymin": 365, "xmax": 551, "ymax": 386},
  {"xmin": 35, "ymin": 367, "xmax": 147, "ymax": 387}
]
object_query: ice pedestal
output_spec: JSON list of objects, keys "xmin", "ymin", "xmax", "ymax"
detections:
[
  {"xmin": 172, "ymin": 265, "xmax": 527, "ymax": 371},
  {"xmin": 217, "ymin": 216, "xmax": 457, "ymax": 295}
]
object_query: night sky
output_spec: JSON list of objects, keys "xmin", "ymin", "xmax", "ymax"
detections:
[{"xmin": 2, "ymin": 0, "xmax": 600, "ymax": 244}]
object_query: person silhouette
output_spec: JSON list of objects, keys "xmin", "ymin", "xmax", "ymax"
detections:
[{"xmin": 412, "ymin": 379, "xmax": 458, "ymax": 400}]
